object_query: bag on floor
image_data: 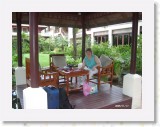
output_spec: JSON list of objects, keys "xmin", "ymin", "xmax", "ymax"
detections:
[
  {"xmin": 59, "ymin": 88, "xmax": 74, "ymax": 109},
  {"xmin": 89, "ymin": 83, "xmax": 98, "ymax": 94},
  {"xmin": 43, "ymin": 86, "xmax": 59, "ymax": 109},
  {"xmin": 83, "ymin": 82, "xmax": 91, "ymax": 96},
  {"xmin": 83, "ymin": 82, "xmax": 98, "ymax": 96}
]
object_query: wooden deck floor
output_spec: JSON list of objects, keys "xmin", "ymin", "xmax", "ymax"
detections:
[{"xmin": 69, "ymin": 84, "xmax": 132, "ymax": 109}]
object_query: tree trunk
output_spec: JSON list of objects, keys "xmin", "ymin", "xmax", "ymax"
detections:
[
  {"xmin": 73, "ymin": 28, "xmax": 77, "ymax": 60},
  {"xmin": 62, "ymin": 45, "xmax": 64, "ymax": 52}
]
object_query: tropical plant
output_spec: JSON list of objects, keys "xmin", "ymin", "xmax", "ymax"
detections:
[
  {"xmin": 66, "ymin": 56, "xmax": 82, "ymax": 66},
  {"xmin": 91, "ymin": 34, "xmax": 142, "ymax": 76},
  {"xmin": 53, "ymin": 36, "xmax": 68, "ymax": 52},
  {"xmin": 85, "ymin": 35, "xmax": 91, "ymax": 48},
  {"xmin": 92, "ymin": 41, "xmax": 110, "ymax": 57},
  {"xmin": 22, "ymin": 32, "xmax": 30, "ymax": 53},
  {"xmin": 136, "ymin": 34, "xmax": 142, "ymax": 74}
]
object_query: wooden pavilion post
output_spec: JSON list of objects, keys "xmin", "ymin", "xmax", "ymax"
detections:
[
  {"xmin": 15, "ymin": 13, "xmax": 27, "ymax": 109},
  {"xmin": 16, "ymin": 12, "xmax": 22, "ymax": 67},
  {"xmin": 24, "ymin": 12, "xmax": 47, "ymax": 109},
  {"xmin": 82, "ymin": 13, "xmax": 86, "ymax": 61},
  {"xmin": 29, "ymin": 12, "xmax": 39, "ymax": 88},
  {"xmin": 116, "ymin": 35, "xmax": 119, "ymax": 46},
  {"xmin": 130, "ymin": 12, "xmax": 139, "ymax": 74},
  {"xmin": 123, "ymin": 12, "xmax": 142, "ymax": 109}
]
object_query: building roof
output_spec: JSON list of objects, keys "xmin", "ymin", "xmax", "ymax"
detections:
[
  {"xmin": 12, "ymin": 23, "xmax": 48, "ymax": 28},
  {"xmin": 12, "ymin": 12, "xmax": 142, "ymax": 28}
]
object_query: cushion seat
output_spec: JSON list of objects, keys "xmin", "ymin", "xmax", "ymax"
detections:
[{"xmin": 90, "ymin": 54, "xmax": 114, "ymax": 89}]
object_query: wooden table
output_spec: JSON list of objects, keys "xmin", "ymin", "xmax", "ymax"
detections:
[{"xmin": 58, "ymin": 68, "xmax": 89, "ymax": 95}]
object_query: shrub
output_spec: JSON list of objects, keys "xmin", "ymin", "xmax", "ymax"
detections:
[
  {"xmin": 65, "ymin": 46, "xmax": 73, "ymax": 57},
  {"xmin": 65, "ymin": 45, "xmax": 82, "ymax": 59},
  {"xmin": 91, "ymin": 35, "xmax": 142, "ymax": 76},
  {"xmin": 92, "ymin": 42, "xmax": 110, "ymax": 57},
  {"xmin": 66, "ymin": 56, "xmax": 82, "ymax": 66},
  {"xmin": 53, "ymin": 36, "xmax": 68, "ymax": 51},
  {"xmin": 22, "ymin": 42, "xmax": 30, "ymax": 53},
  {"xmin": 12, "ymin": 54, "xmax": 18, "ymax": 67},
  {"xmin": 136, "ymin": 34, "xmax": 142, "ymax": 74}
]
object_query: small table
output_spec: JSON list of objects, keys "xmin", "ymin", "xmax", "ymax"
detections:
[{"xmin": 58, "ymin": 68, "xmax": 89, "ymax": 95}]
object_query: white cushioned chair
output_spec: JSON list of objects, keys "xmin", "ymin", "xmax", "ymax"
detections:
[
  {"xmin": 49, "ymin": 54, "xmax": 69, "ymax": 85},
  {"xmin": 50, "ymin": 54, "xmax": 67, "ymax": 69},
  {"xmin": 90, "ymin": 54, "xmax": 114, "ymax": 89}
]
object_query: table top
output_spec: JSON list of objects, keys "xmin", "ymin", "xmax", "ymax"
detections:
[{"xmin": 58, "ymin": 67, "xmax": 89, "ymax": 77}]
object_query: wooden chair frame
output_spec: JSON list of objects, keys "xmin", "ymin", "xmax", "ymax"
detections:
[
  {"xmin": 26, "ymin": 58, "xmax": 59, "ymax": 87},
  {"xmin": 49, "ymin": 54, "xmax": 69, "ymax": 84},
  {"xmin": 90, "ymin": 62, "xmax": 114, "ymax": 89}
]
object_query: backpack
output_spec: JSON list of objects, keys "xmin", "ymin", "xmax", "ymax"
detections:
[{"xmin": 59, "ymin": 88, "xmax": 75, "ymax": 109}]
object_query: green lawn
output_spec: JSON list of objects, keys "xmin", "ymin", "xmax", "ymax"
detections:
[{"xmin": 23, "ymin": 53, "xmax": 49, "ymax": 67}]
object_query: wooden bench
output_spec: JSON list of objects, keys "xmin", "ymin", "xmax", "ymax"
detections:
[{"xmin": 26, "ymin": 58, "xmax": 59, "ymax": 87}]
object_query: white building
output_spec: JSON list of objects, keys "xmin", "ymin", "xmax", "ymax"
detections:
[
  {"xmin": 12, "ymin": 23, "xmax": 47, "ymax": 37},
  {"xmin": 12, "ymin": 24, "xmax": 68, "ymax": 38},
  {"xmin": 12, "ymin": 21, "xmax": 142, "ymax": 46},
  {"xmin": 68, "ymin": 20, "xmax": 142, "ymax": 46}
]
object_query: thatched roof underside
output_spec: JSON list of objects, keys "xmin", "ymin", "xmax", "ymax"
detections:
[{"xmin": 12, "ymin": 12, "xmax": 142, "ymax": 28}]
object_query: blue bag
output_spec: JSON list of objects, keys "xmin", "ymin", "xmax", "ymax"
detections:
[{"xmin": 43, "ymin": 86, "xmax": 59, "ymax": 109}]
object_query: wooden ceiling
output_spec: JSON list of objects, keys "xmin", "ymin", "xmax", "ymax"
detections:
[{"xmin": 12, "ymin": 12, "xmax": 142, "ymax": 28}]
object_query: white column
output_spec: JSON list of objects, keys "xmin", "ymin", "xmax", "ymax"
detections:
[
  {"xmin": 68, "ymin": 27, "xmax": 73, "ymax": 47},
  {"xmin": 108, "ymin": 29, "xmax": 113, "ymax": 46},
  {"xmin": 51, "ymin": 26, "xmax": 55, "ymax": 37},
  {"xmin": 137, "ymin": 25, "xmax": 140, "ymax": 36},
  {"xmin": 123, "ymin": 73, "xmax": 142, "ymax": 109},
  {"xmin": 15, "ymin": 67, "xmax": 26, "ymax": 86},
  {"xmin": 15, "ymin": 67, "xmax": 27, "ymax": 108},
  {"xmin": 23, "ymin": 87, "xmax": 47, "ymax": 109},
  {"xmin": 91, "ymin": 31, "xmax": 94, "ymax": 46}
]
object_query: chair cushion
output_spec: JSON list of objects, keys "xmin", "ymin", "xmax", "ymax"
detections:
[
  {"xmin": 100, "ymin": 54, "xmax": 112, "ymax": 67},
  {"xmin": 40, "ymin": 75, "xmax": 54, "ymax": 80},
  {"xmin": 52, "ymin": 56, "xmax": 67, "ymax": 68}
]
